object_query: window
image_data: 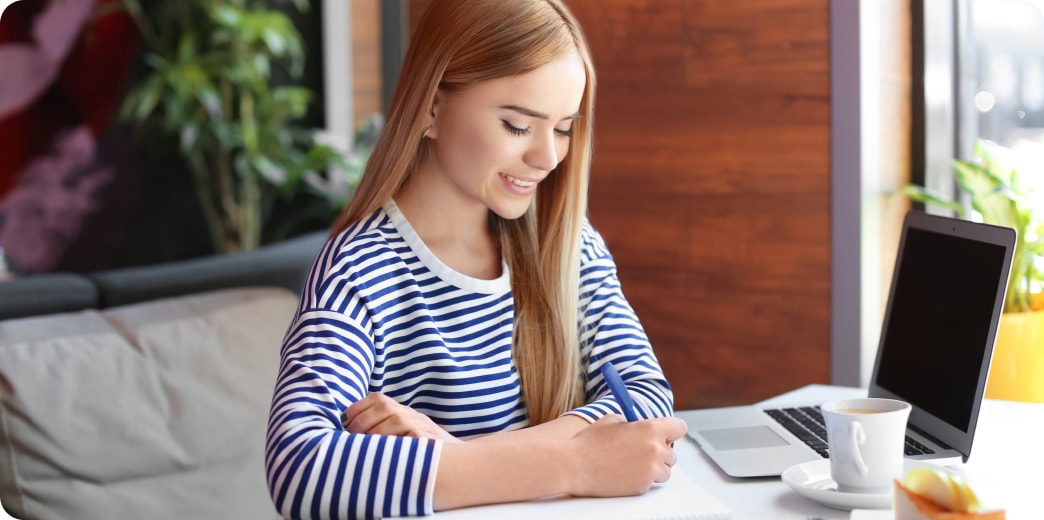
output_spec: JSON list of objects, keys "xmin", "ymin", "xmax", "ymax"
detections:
[{"xmin": 961, "ymin": 0, "xmax": 1044, "ymax": 155}]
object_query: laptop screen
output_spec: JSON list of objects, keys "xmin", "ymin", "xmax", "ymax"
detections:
[{"xmin": 874, "ymin": 223, "xmax": 1011, "ymax": 434}]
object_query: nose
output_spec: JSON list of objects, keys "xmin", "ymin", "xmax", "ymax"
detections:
[{"xmin": 524, "ymin": 131, "xmax": 561, "ymax": 172}]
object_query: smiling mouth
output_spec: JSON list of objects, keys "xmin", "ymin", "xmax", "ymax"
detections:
[{"xmin": 502, "ymin": 174, "xmax": 537, "ymax": 187}]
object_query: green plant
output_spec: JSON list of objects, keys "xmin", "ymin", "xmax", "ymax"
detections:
[
  {"xmin": 901, "ymin": 139, "xmax": 1044, "ymax": 313},
  {"xmin": 303, "ymin": 114, "xmax": 384, "ymax": 218},
  {"xmin": 118, "ymin": 0, "xmax": 355, "ymax": 253}
]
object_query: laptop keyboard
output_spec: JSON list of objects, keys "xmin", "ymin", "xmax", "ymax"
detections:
[{"xmin": 764, "ymin": 406, "xmax": 937, "ymax": 458}]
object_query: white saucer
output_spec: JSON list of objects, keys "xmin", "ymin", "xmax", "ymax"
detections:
[{"xmin": 781, "ymin": 459, "xmax": 944, "ymax": 511}]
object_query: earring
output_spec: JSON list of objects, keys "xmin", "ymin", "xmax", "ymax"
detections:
[{"xmin": 423, "ymin": 127, "xmax": 431, "ymax": 139}]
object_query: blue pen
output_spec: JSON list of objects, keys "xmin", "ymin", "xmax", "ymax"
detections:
[{"xmin": 600, "ymin": 362, "xmax": 639, "ymax": 422}]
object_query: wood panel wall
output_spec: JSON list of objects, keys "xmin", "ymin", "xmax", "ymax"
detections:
[
  {"xmin": 351, "ymin": 0, "xmax": 382, "ymax": 129},
  {"xmin": 564, "ymin": 0, "xmax": 832, "ymax": 408},
  {"xmin": 397, "ymin": 0, "xmax": 911, "ymax": 410}
]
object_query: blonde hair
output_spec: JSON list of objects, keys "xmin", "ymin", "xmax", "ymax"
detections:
[{"xmin": 331, "ymin": 0, "xmax": 595, "ymax": 425}]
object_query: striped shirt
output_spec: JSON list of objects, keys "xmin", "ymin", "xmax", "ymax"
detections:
[{"xmin": 265, "ymin": 200, "xmax": 674, "ymax": 519}]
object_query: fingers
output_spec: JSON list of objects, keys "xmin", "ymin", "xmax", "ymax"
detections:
[
  {"xmin": 340, "ymin": 393, "xmax": 458, "ymax": 441},
  {"xmin": 661, "ymin": 416, "xmax": 688, "ymax": 442},
  {"xmin": 343, "ymin": 393, "xmax": 392, "ymax": 433},
  {"xmin": 653, "ymin": 465, "xmax": 673, "ymax": 484},
  {"xmin": 665, "ymin": 446, "xmax": 678, "ymax": 468}
]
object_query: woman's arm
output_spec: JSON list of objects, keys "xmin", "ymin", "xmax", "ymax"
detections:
[
  {"xmin": 266, "ymin": 309, "xmax": 444, "ymax": 520},
  {"xmin": 432, "ymin": 414, "xmax": 687, "ymax": 511},
  {"xmin": 346, "ymin": 392, "xmax": 591, "ymax": 443},
  {"xmin": 339, "ymin": 392, "xmax": 687, "ymax": 512},
  {"xmin": 270, "ymin": 339, "xmax": 686, "ymax": 517}
]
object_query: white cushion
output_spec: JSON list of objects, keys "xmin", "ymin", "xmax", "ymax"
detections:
[{"xmin": 0, "ymin": 288, "xmax": 296, "ymax": 520}]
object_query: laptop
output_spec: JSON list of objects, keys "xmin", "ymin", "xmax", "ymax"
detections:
[{"xmin": 677, "ymin": 211, "xmax": 1016, "ymax": 477}]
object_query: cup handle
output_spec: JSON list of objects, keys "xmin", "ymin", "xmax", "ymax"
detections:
[{"xmin": 847, "ymin": 421, "xmax": 870, "ymax": 476}]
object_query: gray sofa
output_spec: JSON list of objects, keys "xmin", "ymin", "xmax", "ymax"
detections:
[{"xmin": 0, "ymin": 231, "xmax": 327, "ymax": 520}]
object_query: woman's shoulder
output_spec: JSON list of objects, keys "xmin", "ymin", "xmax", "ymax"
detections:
[
  {"xmin": 298, "ymin": 207, "xmax": 410, "ymax": 306},
  {"xmin": 312, "ymin": 207, "xmax": 405, "ymax": 275},
  {"xmin": 328, "ymin": 207, "xmax": 398, "ymax": 252},
  {"xmin": 579, "ymin": 217, "xmax": 613, "ymax": 262}
]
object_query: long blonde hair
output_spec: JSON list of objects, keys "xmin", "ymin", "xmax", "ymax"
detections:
[{"xmin": 331, "ymin": 0, "xmax": 596, "ymax": 426}]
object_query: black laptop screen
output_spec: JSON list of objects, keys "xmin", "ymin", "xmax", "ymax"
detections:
[{"xmin": 875, "ymin": 226, "xmax": 1008, "ymax": 433}]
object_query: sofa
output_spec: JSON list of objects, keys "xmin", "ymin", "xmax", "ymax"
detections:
[{"xmin": 0, "ymin": 231, "xmax": 327, "ymax": 520}]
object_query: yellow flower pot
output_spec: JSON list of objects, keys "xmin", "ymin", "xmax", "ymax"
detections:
[{"xmin": 986, "ymin": 309, "xmax": 1044, "ymax": 403}]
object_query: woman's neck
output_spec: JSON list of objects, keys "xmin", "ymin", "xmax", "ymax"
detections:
[{"xmin": 394, "ymin": 175, "xmax": 502, "ymax": 280}]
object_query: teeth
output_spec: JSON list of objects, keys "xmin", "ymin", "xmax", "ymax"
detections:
[{"xmin": 504, "ymin": 174, "xmax": 536, "ymax": 187}]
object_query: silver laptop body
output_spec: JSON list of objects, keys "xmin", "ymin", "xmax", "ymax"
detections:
[{"xmin": 677, "ymin": 211, "xmax": 1017, "ymax": 477}]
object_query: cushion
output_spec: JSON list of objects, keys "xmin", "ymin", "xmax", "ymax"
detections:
[{"xmin": 0, "ymin": 287, "xmax": 297, "ymax": 520}]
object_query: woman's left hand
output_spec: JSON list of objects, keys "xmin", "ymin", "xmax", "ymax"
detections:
[{"xmin": 343, "ymin": 392, "xmax": 462, "ymax": 443}]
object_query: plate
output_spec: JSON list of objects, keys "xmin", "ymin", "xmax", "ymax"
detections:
[{"xmin": 781, "ymin": 459, "xmax": 945, "ymax": 511}]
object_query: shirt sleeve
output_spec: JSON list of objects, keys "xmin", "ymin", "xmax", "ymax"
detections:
[
  {"xmin": 265, "ymin": 250, "xmax": 441, "ymax": 519},
  {"xmin": 565, "ymin": 222, "xmax": 676, "ymax": 423}
]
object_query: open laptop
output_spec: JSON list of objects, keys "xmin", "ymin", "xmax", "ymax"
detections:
[{"xmin": 677, "ymin": 211, "xmax": 1016, "ymax": 477}]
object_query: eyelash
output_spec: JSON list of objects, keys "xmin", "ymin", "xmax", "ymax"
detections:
[
  {"xmin": 502, "ymin": 120, "xmax": 529, "ymax": 136},
  {"xmin": 501, "ymin": 120, "xmax": 573, "ymax": 138}
]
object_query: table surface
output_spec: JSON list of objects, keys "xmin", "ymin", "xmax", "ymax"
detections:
[{"xmin": 677, "ymin": 384, "xmax": 1044, "ymax": 519}]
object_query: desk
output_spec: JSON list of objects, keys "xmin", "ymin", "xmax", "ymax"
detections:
[{"xmin": 677, "ymin": 384, "xmax": 1044, "ymax": 519}]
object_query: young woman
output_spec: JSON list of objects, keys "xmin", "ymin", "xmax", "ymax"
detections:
[{"xmin": 264, "ymin": 0, "xmax": 686, "ymax": 518}]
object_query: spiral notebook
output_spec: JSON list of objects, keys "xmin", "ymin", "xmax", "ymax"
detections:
[{"xmin": 428, "ymin": 467, "xmax": 731, "ymax": 519}]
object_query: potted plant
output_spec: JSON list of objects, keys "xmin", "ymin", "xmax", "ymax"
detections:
[
  {"xmin": 901, "ymin": 139, "xmax": 1044, "ymax": 402},
  {"xmin": 117, "ymin": 0, "xmax": 358, "ymax": 253}
]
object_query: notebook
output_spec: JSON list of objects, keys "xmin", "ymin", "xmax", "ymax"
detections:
[
  {"xmin": 677, "ymin": 211, "xmax": 1016, "ymax": 478},
  {"xmin": 428, "ymin": 467, "xmax": 731, "ymax": 519}
]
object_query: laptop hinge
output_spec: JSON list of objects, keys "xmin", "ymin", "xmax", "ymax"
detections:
[{"xmin": 907, "ymin": 422, "xmax": 955, "ymax": 452}]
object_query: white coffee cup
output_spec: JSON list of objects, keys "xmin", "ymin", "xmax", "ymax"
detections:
[{"xmin": 821, "ymin": 398, "xmax": 912, "ymax": 494}]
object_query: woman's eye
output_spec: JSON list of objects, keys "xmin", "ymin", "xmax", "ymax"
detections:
[
  {"xmin": 501, "ymin": 120, "xmax": 530, "ymax": 136},
  {"xmin": 554, "ymin": 127, "xmax": 573, "ymax": 137}
]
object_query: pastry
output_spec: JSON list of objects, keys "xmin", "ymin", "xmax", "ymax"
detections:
[{"xmin": 894, "ymin": 467, "xmax": 1005, "ymax": 519}]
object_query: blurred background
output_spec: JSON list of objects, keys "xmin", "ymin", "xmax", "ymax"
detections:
[{"xmin": 0, "ymin": 0, "xmax": 1041, "ymax": 409}]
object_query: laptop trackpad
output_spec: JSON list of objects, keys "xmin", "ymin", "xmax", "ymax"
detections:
[{"xmin": 699, "ymin": 426, "xmax": 789, "ymax": 450}]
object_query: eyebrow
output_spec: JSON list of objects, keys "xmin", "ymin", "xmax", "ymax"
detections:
[{"xmin": 499, "ymin": 104, "xmax": 581, "ymax": 121}]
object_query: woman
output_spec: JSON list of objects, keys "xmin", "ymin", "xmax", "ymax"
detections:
[{"xmin": 264, "ymin": 0, "xmax": 686, "ymax": 518}]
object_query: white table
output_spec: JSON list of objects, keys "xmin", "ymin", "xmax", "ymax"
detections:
[{"xmin": 676, "ymin": 384, "xmax": 1044, "ymax": 519}]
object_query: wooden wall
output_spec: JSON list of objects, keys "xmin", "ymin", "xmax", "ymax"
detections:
[
  {"xmin": 351, "ymin": 0, "xmax": 383, "ymax": 129},
  {"xmin": 397, "ymin": 1, "xmax": 911, "ymax": 409},
  {"xmin": 564, "ymin": 0, "xmax": 832, "ymax": 408}
]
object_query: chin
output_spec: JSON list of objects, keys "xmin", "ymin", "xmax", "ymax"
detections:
[{"xmin": 488, "ymin": 200, "xmax": 532, "ymax": 221}]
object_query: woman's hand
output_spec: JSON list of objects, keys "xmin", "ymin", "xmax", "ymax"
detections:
[
  {"xmin": 567, "ymin": 414, "xmax": 688, "ymax": 497},
  {"xmin": 343, "ymin": 392, "xmax": 462, "ymax": 443}
]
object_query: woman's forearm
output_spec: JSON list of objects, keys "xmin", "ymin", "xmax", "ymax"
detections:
[
  {"xmin": 433, "ymin": 437, "xmax": 576, "ymax": 510},
  {"xmin": 470, "ymin": 414, "xmax": 590, "ymax": 443},
  {"xmin": 432, "ymin": 415, "xmax": 688, "ymax": 512}
]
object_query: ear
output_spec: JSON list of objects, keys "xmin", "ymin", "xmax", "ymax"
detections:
[{"xmin": 424, "ymin": 89, "xmax": 442, "ymax": 139}]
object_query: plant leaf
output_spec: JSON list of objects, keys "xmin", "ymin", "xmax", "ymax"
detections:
[
  {"xmin": 954, "ymin": 159, "xmax": 1020, "ymax": 230},
  {"xmin": 209, "ymin": 5, "xmax": 240, "ymax": 27},
  {"xmin": 177, "ymin": 33, "xmax": 196, "ymax": 63},
  {"xmin": 262, "ymin": 27, "xmax": 286, "ymax": 56},
  {"xmin": 897, "ymin": 185, "xmax": 966, "ymax": 217},
  {"xmin": 180, "ymin": 122, "xmax": 200, "ymax": 153}
]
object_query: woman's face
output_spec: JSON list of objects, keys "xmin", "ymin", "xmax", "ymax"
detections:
[{"xmin": 422, "ymin": 52, "xmax": 587, "ymax": 220}]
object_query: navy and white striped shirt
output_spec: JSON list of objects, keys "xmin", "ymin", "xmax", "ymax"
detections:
[{"xmin": 265, "ymin": 200, "xmax": 674, "ymax": 519}]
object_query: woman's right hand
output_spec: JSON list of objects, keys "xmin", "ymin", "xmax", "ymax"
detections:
[
  {"xmin": 344, "ymin": 392, "xmax": 462, "ymax": 443},
  {"xmin": 567, "ymin": 414, "xmax": 688, "ymax": 497}
]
